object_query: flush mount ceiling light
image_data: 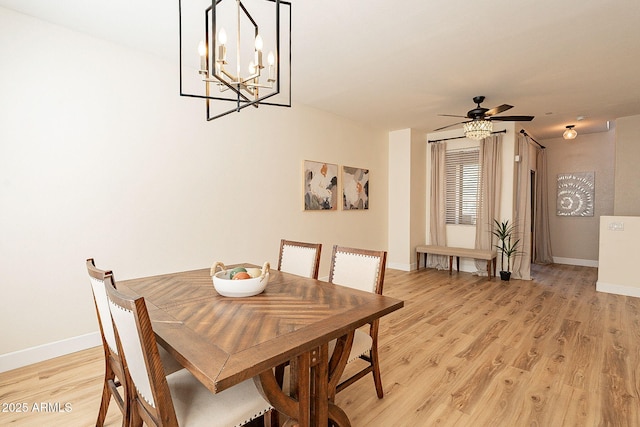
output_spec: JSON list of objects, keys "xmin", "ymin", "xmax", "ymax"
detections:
[
  {"xmin": 563, "ymin": 125, "xmax": 577, "ymax": 140},
  {"xmin": 179, "ymin": 0, "xmax": 291, "ymax": 121},
  {"xmin": 463, "ymin": 119, "xmax": 493, "ymax": 140}
]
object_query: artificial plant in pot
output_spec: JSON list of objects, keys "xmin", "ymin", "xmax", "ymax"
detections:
[{"xmin": 492, "ymin": 219, "xmax": 521, "ymax": 281}]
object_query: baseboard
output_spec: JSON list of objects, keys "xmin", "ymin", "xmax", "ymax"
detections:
[
  {"xmin": 0, "ymin": 332, "xmax": 101, "ymax": 374},
  {"xmin": 553, "ymin": 257, "xmax": 599, "ymax": 268},
  {"xmin": 596, "ymin": 281, "xmax": 640, "ymax": 298},
  {"xmin": 387, "ymin": 261, "xmax": 413, "ymax": 271}
]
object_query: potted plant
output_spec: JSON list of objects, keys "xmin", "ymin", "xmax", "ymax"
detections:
[{"xmin": 491, "ymin": 219, "xmax": 521, "ymax": 281}]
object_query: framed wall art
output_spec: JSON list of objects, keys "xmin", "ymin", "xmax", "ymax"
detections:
[
  {"xmin": 342, "ymin": 166, "xmax": 369, "ymax": 210},
  {"xmin": 303, "ymin": 160, "xmax": 338, "ymax": 210},
  {"xmin": 556, "ymin": 171, "xmax": 595, "ymax": 216}
]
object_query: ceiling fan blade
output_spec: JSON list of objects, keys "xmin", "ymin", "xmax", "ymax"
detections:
[
  {"xmin": 432, "ymin": 121, "xmax": 468, "ymax": 132},
  {"xmin": 438, "ymin": 114, "xmax": 467, "ymax": 118},
  {"xmin": 485, "ymin": 104, "xmax": 513, "ymax": 117},
  {"xmin": 489, "ymin": 115, "xmax": 534, "ymax": 122}
]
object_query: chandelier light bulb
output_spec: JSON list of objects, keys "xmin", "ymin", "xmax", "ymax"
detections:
[
  {"xmin": 254, "ymin": 34, "xmax": 263, "ymax": 67},
  {"xmin": 198, "ymin": 41, "xmax": 207, "ymax": 71},
  {"xmin": 267, "ymin": 51, "xmax": 275, "ymax": 81},
  {"xmin": 218, "ymin": 28, "xmax": 227, "ymax": 45},
  {"xmin": 217, "ymin": 28, "xmax": 227, "ymax": 63}
]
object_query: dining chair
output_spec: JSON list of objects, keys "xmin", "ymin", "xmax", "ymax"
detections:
[
  {"xmin": 87, "ymin": 259, "xmax": 185, "ymax": 426},
  {"xmin": 104, "ymin": 278, "xmax": 273, "ymax": 427},
  {"xmin": 328, "ymin": 245, "xmax": 387, "ymax": 398},
  {"xmin": 277, "ymin": 239, "xmax": 322, "ymax": 279},
  {"xmin": 86, "ymin": 258, "xmax": 128, "ymax": 426}
]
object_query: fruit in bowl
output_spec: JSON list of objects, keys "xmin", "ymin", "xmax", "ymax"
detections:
[
  {"xmin": 233, "ymin": 272, "xmax": 252, "ymax": 280},
  {"xmin": 210, "ymin": 261, "xmax": 270, "ymax": 297}
]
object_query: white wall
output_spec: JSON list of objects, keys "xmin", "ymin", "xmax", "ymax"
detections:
[
  {"xmin": 388, "ymin": 130, "xmax": 412, "ymax": 269},
  {"xmin": 387, "ymin": 129, "xmax": 426, "ymax": 271},
  {"xmin": 595, "ymin": 116, "xmax": 640, "ymax": 297},
  {"xmin": 409, "ymin": 130, "xmax": 427, "ymax": 268},
  {"xmin": 0, "ymin": 8, "xmax": 388, "ymax": 364},
  {"xmin": 597, "ymin": 216, "xmax": 640, "ymax": 297}
]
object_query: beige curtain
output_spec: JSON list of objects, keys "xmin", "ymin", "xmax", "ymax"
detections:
[
  {"xmin": 511, "ymin": 133, "xmax": 532, "ymax": 280},
  {"xmin": 474, "ymin": 134, "xmax": 502, "ymax": 274},
  {"xmin": 534, "ymin": 149, "xmax": 554, "ymax": 264},
  {"xmin": 428, "ymin": 143, "xmax": 448, "ymax": 269}
]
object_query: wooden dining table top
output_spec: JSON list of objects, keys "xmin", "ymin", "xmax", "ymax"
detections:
[{"xmin": 117, "ymin": 264, "xmax": 404, "ymax": 395}]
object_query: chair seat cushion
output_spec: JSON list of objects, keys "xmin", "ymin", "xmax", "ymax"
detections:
[
  {"xmin": 328, "ymin": 329, "xmax": 373, "ymax": 363},
  {"xmin": 167, "ymin": 368, "xmax": 272, "ymax": 427}
]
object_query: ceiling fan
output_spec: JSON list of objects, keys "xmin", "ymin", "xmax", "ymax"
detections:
[{"xmin": 434, "ymin": 96, "xmax": 534, "ymax": 136}]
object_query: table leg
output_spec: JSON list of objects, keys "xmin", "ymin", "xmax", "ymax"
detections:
[
  {"xmin": 256, "ymin": 366, "xmax": 302, "ymax": 426},
  {"xmin": 328, "ymin": 333, "xmax": 355, "ymax": 402},
  {"xmin": 327, "ymin": 333, "xmax": 353, "ymax": 427},
  {"xmin": 297, "ymin": 353, "xmax": 312, "ymax": 427},
  {"xmin": 310, "ymin": 344, "xmax": 328, "ymax": 426},
  {"xmin": 448, "ymin": 256, "xmax": 453, "ymax": 275},
  {"xmin": 328, "ymin": 403, "xmax": 351, "ymax": 427},
  {"xmin": 256, "ymin": 341, "xmax": 352, "ymax": 427}
]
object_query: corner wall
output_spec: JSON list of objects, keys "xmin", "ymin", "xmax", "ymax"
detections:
[
  {"xmin": 0, "ymin": 8, "xmax": 388, "ymax": 369},
  {"xmin": 614, "ymin": 115, "xmax": 640, "ymax": 215},
  {"xmin": 543, "ymin": 130, "xmax": 615, "ymax": 265},
  {"xmin": 387, "ymin": 129, "xmax": 426, "ymax": 270}
]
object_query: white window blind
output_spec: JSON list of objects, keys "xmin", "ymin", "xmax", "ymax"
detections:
[{"xmin": 445, "ymin": 148, "xmax": 480, "ymax": 225}]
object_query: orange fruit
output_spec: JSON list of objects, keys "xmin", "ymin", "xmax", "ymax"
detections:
[{"xmin": 232, "ymin": 272, "xmax": 252, "ymax": 280}]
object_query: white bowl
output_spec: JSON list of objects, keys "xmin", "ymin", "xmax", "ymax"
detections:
[{"xmin": 210, "ymin": 262, "xmax": 270, "ymax": 297}]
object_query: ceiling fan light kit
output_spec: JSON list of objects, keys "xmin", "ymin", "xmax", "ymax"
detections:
[
  {"xmin": 463, "ymin": 119, "xmax": 493, "ymax": 140},
  {"xmin": 563, "ymin": 125, "xmax": 577, "ymax": 140}
]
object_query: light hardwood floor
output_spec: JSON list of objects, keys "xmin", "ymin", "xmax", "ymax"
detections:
[{"xmin": 1, "ymin": 264, "xmax": 638, "ymax": 426}]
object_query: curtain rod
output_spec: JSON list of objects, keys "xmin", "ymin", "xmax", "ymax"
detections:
[
  {"xmin": 519, "ymin": 129, "xmax": 546, "ymax": 149},
  {"xmin": 427, "ymin": 129, "xmax": 506, "ymax": 144}
]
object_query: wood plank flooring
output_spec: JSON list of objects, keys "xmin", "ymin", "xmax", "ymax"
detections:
[{"xmin": 1, "ymin": 263, "xmax": 639, "ymax": 426}]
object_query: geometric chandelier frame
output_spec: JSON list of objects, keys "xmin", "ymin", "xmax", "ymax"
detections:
[{"xmin": 179, "ymin": 0, "xmax": 291, "ymax": 121}]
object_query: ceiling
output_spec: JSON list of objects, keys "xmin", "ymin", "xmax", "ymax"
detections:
[{"xmin": 2, "ymin": 0, "xmax": 640, "ymax": 139}]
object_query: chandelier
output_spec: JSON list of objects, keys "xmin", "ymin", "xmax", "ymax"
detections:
[
  {"xmin": 179, "ymin": 0, "xmax": 291, "ymax": 121},
  {"xmin": 463, "ymin": 119, "xmax": 493, "ymax": 140}
]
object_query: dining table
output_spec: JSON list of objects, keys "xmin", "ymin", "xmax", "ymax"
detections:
[{"xmin": 117, "ymin": 263, "xmax": 404, "ymax": 427}]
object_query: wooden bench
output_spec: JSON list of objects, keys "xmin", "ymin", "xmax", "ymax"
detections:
[{"xmin": 416, "ymin": 245, "xmax": 497, "ymax": 279}]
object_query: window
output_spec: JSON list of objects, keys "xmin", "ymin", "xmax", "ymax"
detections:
[{"xmin": 445, "ymin": 148, "xmax": 480, "ymax": 225}]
